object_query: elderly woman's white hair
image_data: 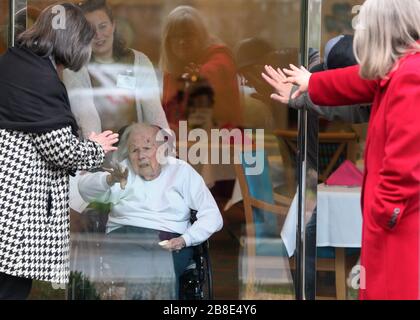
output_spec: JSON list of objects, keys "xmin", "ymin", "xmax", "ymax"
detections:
[
  {"xmin": 113, "ymin": 123, "xmax": 174, "ymax": 163},
  {"xmin": 354, "ymin": 0, "xmax": 420, "ymax": 79}
]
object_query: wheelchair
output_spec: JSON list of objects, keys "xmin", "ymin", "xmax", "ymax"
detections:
[
  {"xmin": 179, "ymin": 210, "xmax": 214, "ymax": 300},
  {"xmin": 68, "ymin": 207, "xmax": 214, "ymax": 300}
]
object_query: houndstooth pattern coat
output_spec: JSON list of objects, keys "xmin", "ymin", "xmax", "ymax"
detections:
[{"xmin": 0, "ymin": 126, "xmax": 104, "ymax": 284}]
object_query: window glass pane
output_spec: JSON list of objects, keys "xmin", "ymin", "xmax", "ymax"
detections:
[
  {"xmin": 16, "ymin": 0, "xmax": 304, "ymax": 300},
  {"xmin": 314, "ymin": 0, "xmax": 364, "ymax": 300}
]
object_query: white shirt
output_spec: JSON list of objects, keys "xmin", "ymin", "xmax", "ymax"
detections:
[
  {"xmin": 78, "ymin": 157, "xmax": 223, "ymax": 247},
  {"xmin": 63, "ymin": 49, "xmax": 169, "ymax": 138}
]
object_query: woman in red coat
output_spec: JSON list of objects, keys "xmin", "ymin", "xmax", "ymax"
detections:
[
  {"xmin": 264, "ymin": 0, "xmax": 420, "ymax": 299},
  {"xmin": 160, "ymin": 5, "xmax": 243, "ymax": 131}
]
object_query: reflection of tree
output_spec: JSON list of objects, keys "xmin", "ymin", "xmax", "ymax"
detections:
[
  {"xmin": 94, "ymin": 277, "xmax": 171, "ymax": 300},
  {"xmin": 67, "ymin": 271, "xmax": 101, "ymax": 300},
  {"xmin": 129, "ymin": 277, "xmax": 170, "ymax": 300},
  {"xmin": 28, "ymin": 280, "xmax": 66, "ymax": 300}
]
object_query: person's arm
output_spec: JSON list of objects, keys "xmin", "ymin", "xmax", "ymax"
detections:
[
  {"xmin": 30, "ymin": 126, "xmax": 105, "ymax": 172},
  {"xmin": 316, "ymin": 105, "xmax": 371, "ymax": 123},
  {"xmin": 308, "ymin": 65, "xmax": 378, "ymax": 106},
  {"xmin": 134, "ymin": 52, "xmax": 169, "ymax": 130},
  {"xmin": 181, "ymin": 164, "xmax": 223, "ymax": 247},
  {"xmin": 290, "ymin": 86, "xmax": 370, "ymax": 123},
  {"xmin": 78, "ymin": 171, "xmax": 114, "ymax": 203},
  {"xmin": 267, "ymin": 64, "xmax": 377, "ymax": 106},
  {"xmin": 370, "ymin": 71, "xmax": 420, "ymax": 230}
]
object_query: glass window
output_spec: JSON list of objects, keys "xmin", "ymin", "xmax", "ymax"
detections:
[{"xmin": 12, "ymin": 0, "xmax": 312, "ymax": 300}]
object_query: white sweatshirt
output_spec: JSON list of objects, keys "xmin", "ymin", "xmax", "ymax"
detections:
[{"xmin": 78, "ymin": 157, "xmax": 223, "ymax": 247}]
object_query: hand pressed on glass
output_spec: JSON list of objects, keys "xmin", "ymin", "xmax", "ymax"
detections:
[
  {"xmin": 262, "ymin": 64, "xmax": 311, "ymax": 102},
  {"xmin": 88, "ymin": 130, "xmax": 119, "ymax": 153}
]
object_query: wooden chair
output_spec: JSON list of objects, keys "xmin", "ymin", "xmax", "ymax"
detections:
[
  {"xmin": 274, "ymin": 129, "xmax": 358, "ymax": 182},
  {"xmin": 234, "ymin": 150, "xmax": 295, "ymax": 299},
  {"xmin": 273, "ymin": 129, "xmax": 360, "ymax": 300}
]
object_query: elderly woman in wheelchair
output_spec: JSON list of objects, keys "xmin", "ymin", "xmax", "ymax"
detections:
[{"xmin": 77, "ymin": 123, "xmax": 223, "ymax": 299}]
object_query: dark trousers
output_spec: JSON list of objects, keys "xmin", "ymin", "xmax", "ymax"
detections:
[
  {"xmin": 171, "ymin": 246, "xmax": 194, "ymax": 298},
  {"xmin": 0, "ymin": 272, "xmax": 32, "ymax": 300}
]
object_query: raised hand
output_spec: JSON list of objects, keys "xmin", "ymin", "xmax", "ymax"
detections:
[
  {"xmin": 88, "ymin": 130, "xmax": 119, "ymax": 154},
  {"xmin": 281, "ymin": 64, "xmax": 311, "ymax": 99},
  {"xmin": 261, "ymin": 65, "xmax": 294, "ymax": 104},
  {"xmin": 103, "ymin": 161, "xmax": 129, "ymax": 189}
]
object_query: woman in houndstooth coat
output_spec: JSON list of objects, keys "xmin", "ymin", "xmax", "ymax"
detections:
[{"xmin": 0, "ymin": 3, "xmax": 118, "ymax": 299}]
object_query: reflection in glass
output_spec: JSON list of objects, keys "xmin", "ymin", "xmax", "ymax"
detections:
[
  {"xmin": 64, "ymin": 0, "xmax": 169, "ymax": 140},
  {"xmin": 70, "ymin": 228, "xmax": 177, "ymax": 300},
  {"xmin": 160, "ymin": 5, "xmax": 243, "ymax": 132},
  {"xmin": 13, "ymin": 0, "xmax": 308, "ymax": 300}
]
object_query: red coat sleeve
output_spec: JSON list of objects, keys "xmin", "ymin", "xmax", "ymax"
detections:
[
  {"xmin": 371, "ymin": 70, "xmax": 420, "ymax": 230},
  {"xmin": 308, "ymin": 65, "xmax": 378, "ymax": 106}
]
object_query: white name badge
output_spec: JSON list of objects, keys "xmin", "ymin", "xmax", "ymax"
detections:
[{"xmin": 117, "ymin": 74, "xmax": 136, "ymax": 90}]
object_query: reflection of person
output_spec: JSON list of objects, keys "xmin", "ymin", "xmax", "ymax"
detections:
[
  {"xmin": 0, "ymin": 3, "xmax": 118, "ymax": 300},
  {"xmin": 184, "ymin": 78, "xmax": 215, "ymax": 130},
  {"xmin": 266, "ymin": 0, "xmax": 420, "ymax": 300},
  {"xmin": 235, "ymin": 37, "xmax": 306, "ymax": 106},
  {"xmin": 160, "ymin": 5, "xmax": 243, "ymax": 130},
  {"xmin": 235, "ymin": 37, "xmax": 319, "ymax": 128},
  {"xmin": 64, "ymin": 0, "xmax": 169, "ymax": 222},
  {"xmin": 78, "ymin": 123, "xmax": 223, "ymax": 298},
  {"xmin": 64, "ymin": 0, "xmax": 169, "ymax": 138}
]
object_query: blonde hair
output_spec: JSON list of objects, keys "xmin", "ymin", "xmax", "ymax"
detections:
[
  {"xmin": 354, "ymin": 0, "xmax": 420, "ymax": 79},
  {"xmin": 159, "ymin": 5, "xmax": 214, "ymax": 74}
]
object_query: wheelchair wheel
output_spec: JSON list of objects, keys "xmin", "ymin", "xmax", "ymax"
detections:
[
  {"xmin": 179, "ymin": 241, "xmax": 213, "ymax": 300},
  {"xmin": 199, "ymin": 241, "xmax": 213, "ymax": 300}
]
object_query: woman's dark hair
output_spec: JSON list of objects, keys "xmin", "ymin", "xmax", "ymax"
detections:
[
  {"xmin": 17, "ymin": 3, "xmax": 95, "ymax": 71},
  {"xmin": 78, "ymin": 0, "xmax": 130, "ymax": 60}
]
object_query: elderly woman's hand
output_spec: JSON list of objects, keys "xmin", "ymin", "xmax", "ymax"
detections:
[
  {"xmin": 89, "ymin": 130, "xmax": 119, "ymax": 153},
  {"xmin": 103, "ymin": 161, "xmax": 129, "ymax": 189},
  {"xmin": 160, "ymin": 236, "xmax": 186, "ymax": 252}
]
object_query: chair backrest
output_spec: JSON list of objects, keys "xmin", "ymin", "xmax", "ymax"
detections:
[
  {"xmin": 235, "ymin": 150, "xmax": 291, "ymax": 260},
  {"xmin": 236, "ymin": 150, "xmax": 278, "ymax": 237},
  {"xmin": 274, "ymin": 129, "xmax": 358, "ymax": 183}
]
